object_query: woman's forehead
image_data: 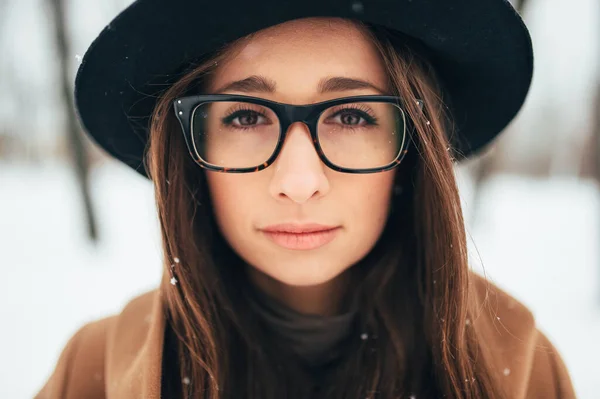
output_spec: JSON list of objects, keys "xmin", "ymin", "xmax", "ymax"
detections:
[
  {"xmin": 248, "ymin": 17, "xmax": 368, "ymax": 42},
  {"xmin": 207, "ymin": 18, "xmax": 388, "ymax": 99}
]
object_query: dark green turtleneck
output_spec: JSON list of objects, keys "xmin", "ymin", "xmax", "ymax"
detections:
[{"xmin": 246, "ymin": 283, "xmax": 359, "ymax": 368}]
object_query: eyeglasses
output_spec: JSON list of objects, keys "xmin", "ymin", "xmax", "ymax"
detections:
[{"xmin": 173, "ymin": 94, "xmax": 421, "ymax": 174}]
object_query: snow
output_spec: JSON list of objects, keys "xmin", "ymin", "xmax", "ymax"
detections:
[
  {"xmin": 0, "ymin": 161, "xmax": 163, "ymax": 399},
  {"xmin": 499, "ymin": 0, "xmax": 600, "ymax": 174},
  {"xmin": 0, "ymin": 0, "xmax": 598, "ymax": 397},
  {"xmin": 461, "ymin": 170, "xmax": 600, "ymax": 398},
  {"xmin": 0, "ymin": 161, "xmax": 598, "ymax": 398}
]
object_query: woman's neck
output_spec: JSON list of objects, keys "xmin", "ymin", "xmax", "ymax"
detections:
[{"xmin": 246, "ymin": 267, "xmax": 352, "ymax": 316}]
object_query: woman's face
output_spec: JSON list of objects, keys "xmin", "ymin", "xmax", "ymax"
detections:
[{"xmin": 205, "ymin": 18, "xmax": 396, "ymax": 287}]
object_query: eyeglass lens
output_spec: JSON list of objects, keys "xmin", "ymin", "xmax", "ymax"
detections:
[{"xmin": 190, "ymin": 101, "xmax": 406, "ymax": 170}]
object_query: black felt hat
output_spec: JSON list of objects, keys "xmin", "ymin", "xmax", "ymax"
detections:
[{"xmin": 74, "ymin": 0, "xmax": 533, "ymax": 178}]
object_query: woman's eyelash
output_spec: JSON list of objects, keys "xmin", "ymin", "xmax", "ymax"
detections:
[
  {"xmin": 330, "ymin": 106, "xmax": 378, "ymax": 123},
  {"xmin": 221, "ymin": 104, "xmax": 378, "ymax": 124},
  {"xmin": 222, "ymin": 108, "xmax": 265, "ymax": 123}
]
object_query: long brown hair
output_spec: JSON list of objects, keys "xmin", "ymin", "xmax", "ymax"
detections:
[{"xmin": 146, "ymin": 20, "xmax": 505, "ymax": 399}]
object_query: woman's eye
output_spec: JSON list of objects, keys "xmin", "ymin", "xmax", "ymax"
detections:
[
  {"xmin": 225, "ymin": 110, "xmax": 267, "ymax": 127},
  {"xmin": 340, "ymin": 111, "xmax": 362, "ymax": 125},
  {"xmin": 329, "ymin": 110, "xmax": 373, "ymax": 126},
  {"xmin": 236, "ymin": 112, "xmax": 260, "ymax": 126}
]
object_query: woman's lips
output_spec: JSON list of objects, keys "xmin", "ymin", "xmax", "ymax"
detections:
[{"xmin": 260, "ymin": 224, "xmax": 341, "ymax": 250}]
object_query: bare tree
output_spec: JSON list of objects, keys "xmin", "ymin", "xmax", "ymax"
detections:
[
  {"xmin": 47, "ymin": 0, "xmax": 98, "ymax": 242},
  {"xmin": 592, "ymin": 80, "xmax": 600, "ymax": 282}
]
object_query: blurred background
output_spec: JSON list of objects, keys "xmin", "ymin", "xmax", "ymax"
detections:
[{"xmin": 0, "ymin": 0, "xmax": 599, "ymax": 397}]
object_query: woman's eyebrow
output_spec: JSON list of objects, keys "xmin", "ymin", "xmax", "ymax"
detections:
[
  {"xmin": 317, "ymin": 76, "xmax": 386, "ymax": 94},
  {"xmin": 214, "ymin": 75, "xmax": 386, "ymax": 95},
  {"xmin": 214, "ymin": 75, "xmax": 277, "ymax": 94}
]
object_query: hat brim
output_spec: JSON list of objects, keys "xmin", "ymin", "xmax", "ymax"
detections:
[{"xmin": 75, "ymin": 0, "xmax": 533, "ymax": 178}]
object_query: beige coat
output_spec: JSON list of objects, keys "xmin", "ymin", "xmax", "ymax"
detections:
[{"xmin": 34, "ymin": 273, "xmax": 576, "ymax": 398}]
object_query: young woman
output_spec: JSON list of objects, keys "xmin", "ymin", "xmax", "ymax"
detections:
[{"xmin": 36, "ymin": 1, "xmax": 576, "ymax": 398}]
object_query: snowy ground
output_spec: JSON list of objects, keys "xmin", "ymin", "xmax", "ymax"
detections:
[{"xmin": 0, "ymin": 161, "xmax": 598, "ymax": 398}]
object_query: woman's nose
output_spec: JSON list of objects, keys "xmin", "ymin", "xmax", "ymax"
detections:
[{"xmin": 268, "ymin": 122, "xmax": 331, "ymax": 204}]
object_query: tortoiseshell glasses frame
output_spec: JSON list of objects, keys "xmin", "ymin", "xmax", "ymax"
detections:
[{"xmin": 173, "ymin": 94, "xmax": 423, "ymax": 174}]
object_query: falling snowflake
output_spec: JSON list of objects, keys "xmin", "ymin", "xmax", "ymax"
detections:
[
  {"xmin": 503, "ymin": 368, "xmax": 511, "ymax": 376},
  {"xmin": 75, "ymin": 54, "xmax": 82, "ymax": 63},
  {"xmin": 174, "ymin": 257, "xmax": 180, "ymax": 263},
  {"xmin": 351, "ymin": 1, "xmax": 364, "ymax": 13},
  {"xmin": 465, "ymin": 318, "xmax": 471, "ymax": 326},
  {"xmin": 182, "ymin": 376, "xmax": 191, "ymax": 385},
  {"xmin": 170, "ymin": 277, "xmax": 178, "ymax": 285},
  {"xmin": 360, "ymin": 333, "xmax": 369, "ymax": 340}
]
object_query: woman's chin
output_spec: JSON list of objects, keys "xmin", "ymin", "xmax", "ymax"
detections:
[{"xmin": 252, "ymin": 262, "xmax": 349, "ymax": 288}]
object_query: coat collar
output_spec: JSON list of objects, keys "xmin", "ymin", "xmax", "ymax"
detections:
[
  {"xmin": 103, "ymin": 273, "xmax": 543, "ymax": 399},
  {"xmin": 106, "ymin": 285, "xmax": 165, "ymax": 399}
]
